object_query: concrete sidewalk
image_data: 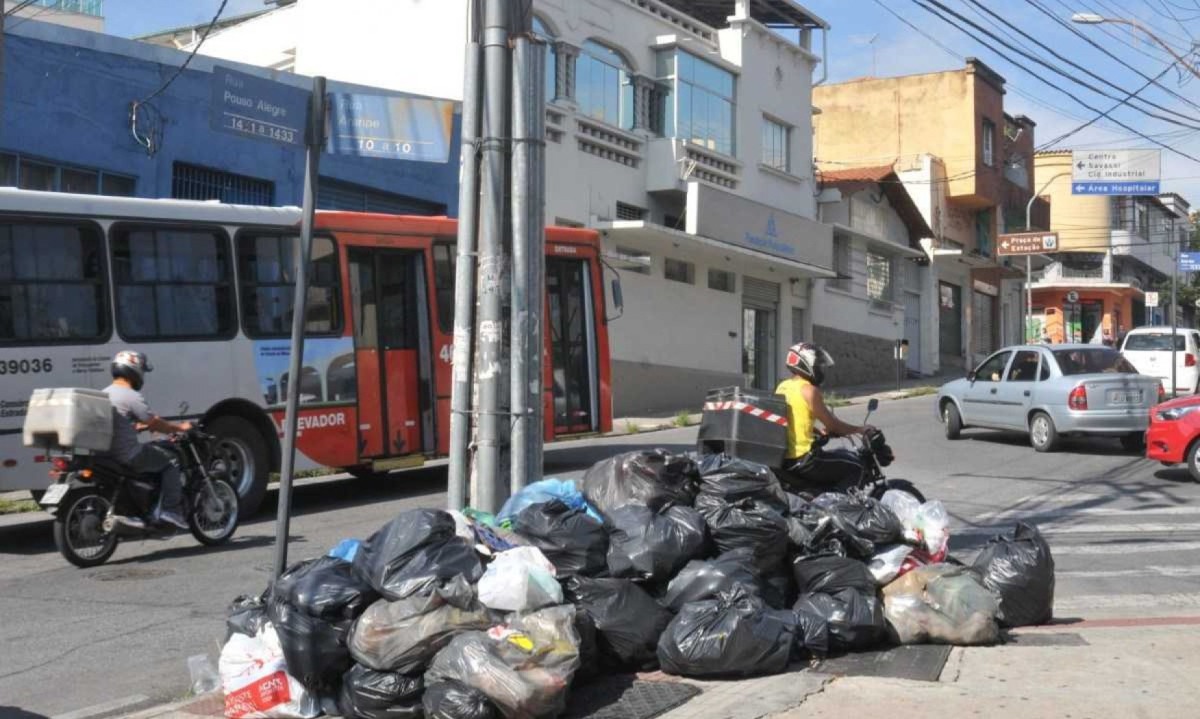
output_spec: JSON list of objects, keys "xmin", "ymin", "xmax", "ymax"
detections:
[{"xmin": 124, "ymin": 617, "xmax": 1200, "ymax": 719}]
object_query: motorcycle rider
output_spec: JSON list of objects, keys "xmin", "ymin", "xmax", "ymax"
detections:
[
  {"xmin": 103, "ymin": 351, "xmax": 191, "ymax": 530},
  {"xmin": 776, "ymin": 342, "xmax": 873, "ymax": 492}
]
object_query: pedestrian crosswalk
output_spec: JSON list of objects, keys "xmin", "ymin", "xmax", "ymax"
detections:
[{"xmin": 954, "ymin": 495, "xmax": 1200, "ymax": 619}]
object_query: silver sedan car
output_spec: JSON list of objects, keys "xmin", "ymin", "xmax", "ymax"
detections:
[{"xmin": 936, "ymin": 344, "xmax": 1163, "ymax": 452}]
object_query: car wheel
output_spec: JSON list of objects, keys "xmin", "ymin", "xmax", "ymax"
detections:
[
  {"xmin": 942, "ymin": 402, "xmax": 963, "ymax": 440},
  {"xmin": 1120, "ymin": 432, "xmax": 1146, "ymax": 453},
  {"xmin": 1029, "ymin": 412, "xmax": 1060, "ymax": 453},
  {"xmin": 1187, "ymin": 439, "xmax": 1200, "ymax": 483}
]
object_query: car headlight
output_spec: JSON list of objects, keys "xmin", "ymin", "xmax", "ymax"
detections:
[{"xmin": 1156, "ymin": 405, "xmax": 1200, "ymax": 421}]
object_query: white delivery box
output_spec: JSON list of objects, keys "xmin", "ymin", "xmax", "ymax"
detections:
[{"xmin": 22, "ymin": 388, "xmax": 113, "ymax": 452}]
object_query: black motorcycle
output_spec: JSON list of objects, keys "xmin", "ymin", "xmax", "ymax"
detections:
[
  {"xmin": 802, "ymin": 398, "xmax": 926, "ymax": 503},
  {"xmin": 38, "ymin": 426, "xmax": 240, "ymax": 567}
]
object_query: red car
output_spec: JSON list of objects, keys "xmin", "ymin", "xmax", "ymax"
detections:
[{"xmin": 1146, "ymin": 394, "xmax": 1200, "ymax": 478}]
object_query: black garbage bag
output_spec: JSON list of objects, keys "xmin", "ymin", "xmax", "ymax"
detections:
[
  {"xmin": 338, "ymin": 664, "xmax": 424, "ymax": 719},
  {"xmin": 606, "ymin": 504, "xmax": 708, "ymax": 583},
  {"xmin": 971, "ymin": 522, "xmax": 1055, "ymax": 627},
  {"xmin": 793, "ymin": 603, "xmax": 831, "ymax": 657},
  {"xmin": 268, "ymin": 556, "xmax": 380, "ymax": 691},
  {"xmin": 785, "ymin": 502, "xmax": 876, "ymax": 559},
  {"xmin": 354, "ymin": 509, "xmax": 484, "ymax": 601},
  {"xmin": 791, "ymin": 556, "xmax": 876, "ymax": 595},
  {"xmin": 512, "ymin": 500, "xmax": 608, "ymax": 577},
  {"xmin": 563, "ymin": 576, "xmax": 673, "ymax": 670},
  {"xmin": 760, "ymin": 570, "xmax": 796, "ymax": 610},
  {"xmin": 695, "ymin": 494, "xmax": 790, "ymax": 573},
  {"xmin": 423, "ymin": 680, "xmax": 499, "ymax": 719},
  {"xmin": 785, "ymin": 492, "xmax": 810, "ymax": 516},
  {"xmin": 657, "ymin": 587, "xmax": 797, "ymax": 678},
  {"xmin": 660, "ymin": 551, "xmax": 763, "ymax": 612},
  {"xmin": 225, "ymin": 593, "xmax": 268, "ymax": 640},
  {"xmin": 582, "ymin": 449, "xmax": 699, "ymax": 516},
  {"xmin": 697, "ymin": 454, "xmax": 789, "ymax": 512},
  {"xmin": 812, "ymin": 494, "xmax": 903, "ymax": 547},
  {"xmin": 572, "ymin": 605, "xmax": 601, "ymax": 682},
  {"xmin": 794, "ymin": 588, "xmax": 886, "ymax": 652}
]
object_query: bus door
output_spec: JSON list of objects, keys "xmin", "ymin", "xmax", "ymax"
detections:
[
  {"xmin": 546, "ymin": 257, "xmax": 599, "ymax": 435},
  {"xmin": 348, "ymin": 248, "xmax": 429, "ymax": 458}
]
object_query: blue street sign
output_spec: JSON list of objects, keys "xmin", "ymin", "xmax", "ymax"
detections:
[
  {"xmin": 1072, "ymin": 181, "xmax": 1161, "ymax": 195},
  {"xmin": 1180, "ymin": 252, "xmax": 1200, "ymax": 272},
  {"xmin": 327, "ymin": 92, "xmax": 454, "ymax": 163},
  {"xmin": 210, "ymin": 66, "xmax": 308, "ymax": 147}
]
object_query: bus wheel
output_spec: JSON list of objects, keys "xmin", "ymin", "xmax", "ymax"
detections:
[
  {"xmin": 347, "ymin": 466, "xmax": 379, "ymax": 480},
  {"xmin": 208, "ymin": 416, "xmax": 269, "ymax": 517}
]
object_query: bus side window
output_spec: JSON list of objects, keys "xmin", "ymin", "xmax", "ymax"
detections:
[
  {"xmin": 432, "ymin": 241, "xmax": 456, "ymax": 332},
  {"xmin": 237, "ymin": 233, "xmax": 343, "ymax": 338},
  {"xmin": 0, "ymin": 219, "xmax": 109, "ymax": 344}
]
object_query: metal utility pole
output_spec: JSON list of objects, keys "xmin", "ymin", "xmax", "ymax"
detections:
[
  {"xmin": 1025, "ymin": 171, "xmax": 1069, "ymax": 342},
  {"xmin": 273, "ymin": 75, "xmax": 325, "ymax": 579},
  {"xmin": 1172, "ymin": 216, "xmax": 1178, "ymax": 397},
  {"xmin": 473, "ymin": 0, "xmax": 513, "ymax": 513},
  {"xmin": 447, "ymin": 3, "xmax": 484, "ymax": 512},
  {"xmin": 510, "ymin": 21, "xmax": 545, "ymax": 495}
]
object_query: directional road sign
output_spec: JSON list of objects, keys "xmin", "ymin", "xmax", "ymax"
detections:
[
  {"xmin": 1180, "ymin": 252, "xmax": 1200, "ymax": 272},
  {"xmin": 210, "ymin": 66, "xmax": 308, "ymax": 147},
  {"xmin": 997, "ymin": 231, "xmax": 1058, "ymax": 256},
  {"xmin": 327, "ymin": 92, "xmax": 455, "ymax": 163},
  {"xmin": 1071, "ymin": 149, "xmax": 1161, "ymax": 195}
]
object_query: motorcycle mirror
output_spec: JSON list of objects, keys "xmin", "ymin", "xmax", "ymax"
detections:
[{"xmin": 867, "ymin": 398, "xmax": 880, "ymax": 412}]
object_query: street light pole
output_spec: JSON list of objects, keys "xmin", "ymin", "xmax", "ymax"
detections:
[
  {"xmin": 1072, "ymin": 13, "xmax": 1200, "ymax": 82},
  {"xmin": 1026, "ymin": 171, "xmax": 1070, "ymax": 342}
]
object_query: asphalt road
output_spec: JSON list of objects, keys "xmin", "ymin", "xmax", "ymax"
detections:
[{"xmin": 3, "ymin": 394, "xmax": 1199, "ymax": 718}]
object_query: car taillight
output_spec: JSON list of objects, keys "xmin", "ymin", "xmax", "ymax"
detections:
[
  {"xmin": 1069, "ymin": 385, "xmax": 1088, "ymax": 411},
  {"xmin": 1186, "ymin": 353, "xmax": 1196, "ymax": 367},
  {"xmin": 51, "ymin": 457, "xmax": 69, "ymax": 471}
]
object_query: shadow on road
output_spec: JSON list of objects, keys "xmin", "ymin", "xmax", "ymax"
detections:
[
  {"xmin": 960, "ymin": 429, "xmax": 1141, "ymax": 457},
  {"xmin": 0, "ymin": 707, "xmax": 50, "ymax": 719},
  {"xmin": 104, "ymin": 533, "xmax": 281, "ymax": 565}
]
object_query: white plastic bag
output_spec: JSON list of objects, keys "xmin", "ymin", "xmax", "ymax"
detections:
[
  {"xmin": 478, "ymin": 546, "xmax": 563, "ymax": 612},
  {"xmin": 881, "ymin": 491, "xmax": 950, "ymax": 556},
  {"xmin": 867, "ymin": 544, "xmax": 913, "ymax": 585},
  {"xmin": 219, "ymin": 622, "xmax": 320, "ymax": 719}
]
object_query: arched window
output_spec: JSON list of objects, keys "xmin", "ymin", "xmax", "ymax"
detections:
[
  {"xmin": 577, "ymin": 40, "xmax": 634, "ymax": 129},
  {"xmin": 532, "ymin": 16, "xmax": 556, "ymax": 102}
]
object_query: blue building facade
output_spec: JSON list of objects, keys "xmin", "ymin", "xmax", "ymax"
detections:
[{"xmin": 2, "ymin": 20, "xmax": 459, "ymax": 215}]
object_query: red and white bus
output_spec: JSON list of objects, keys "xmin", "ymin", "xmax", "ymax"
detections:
[{"xmin": 0, "ymin": 189, "xmax": 613, "ymax": 513}]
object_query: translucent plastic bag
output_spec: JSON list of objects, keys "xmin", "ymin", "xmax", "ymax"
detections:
[
  {"xmin": 349, "ymin": 586, "xmax": 494, "ymax": 673},
  {"xmin": 867, "ymin": 544, "xmax": 914, "ymax": 585},
  {"xmin": 882, "ymin": 564, "xmax": 1000, "ymax": 645},
  {"xmin": 477, "ymin": 546, "xmax": 563, "ymax": 612},
  {"xmin": 881, "ymin": 491, "xmax": 950, "ymax": 556},
  {"xmin": 220, "ymin": 623, "xmax": 320, "ymax": 719}
]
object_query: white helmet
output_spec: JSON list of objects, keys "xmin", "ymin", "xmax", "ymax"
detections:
[
  {"xmin": 785, "ymin": 342, "xmax": 834, "ymax": 386},
  {"xmin": 111, "ymin": 350, "xmax": 153, "ymax": 390}
]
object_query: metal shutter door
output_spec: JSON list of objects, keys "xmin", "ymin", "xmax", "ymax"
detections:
[
  {"xmin": 742, "ymin": 276, "xmax": 780, "ymax": 305},
  {"xmin": 972, "ymin": 290, "xmax": 995, "ymax": 355}
]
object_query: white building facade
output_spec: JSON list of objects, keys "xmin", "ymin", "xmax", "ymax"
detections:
[{"xmin": 182, "ymin": 0, "xmax": 836, "ymax": 415}]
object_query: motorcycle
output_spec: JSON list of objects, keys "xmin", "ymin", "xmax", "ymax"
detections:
[{"xmin": 38, "ymin": 426, "xmax": 240, "ymax": 567}]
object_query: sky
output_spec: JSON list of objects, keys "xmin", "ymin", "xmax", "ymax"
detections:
[{"xmin": 102, "ymin": 0, "xmax": 1200, "ymax": 202}]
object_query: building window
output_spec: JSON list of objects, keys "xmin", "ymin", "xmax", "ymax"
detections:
[
  {"xmin": 975, "ymin": 208, "xmax": 993, "ymax": 257},
  {"xmin": 532, "ymin": 16, "xmax": 557, "ymax": 102},
  {"xmin": 615, "ymin": 202, "xmax": 647, "ymax": 221},
  {"xmin": 238, "ymin": 234, "xmax": 342, "ymax": 337},
  {"xmin": 172, "ymin": 162, "xmax": 274, "ymax": 205},
  {"xmin": 1137, "ymin": 200, "xmax": 1149, "ymax": 240},
  {"xmin": 657, "ymin": 49, "xmax": 736, "ymax": 157},
  {"xmin": 317, "ymin": 177, "xmax": 445, "ymax": 214},
  {"xmin": 432, "ymin": 242, "xmax": 456, "ymax": 332},
  {"xmin": 708, "ymin": 268, "xmax": 735, "ymax": 292},
  {"xmin": 0, "ymin": 151, "xmax": 135, "ymax": 196},
  {"xmin": 982, "ymin": 118, "xmax": 996, "ymax": 167},
  {"xmin": 577, "ymin": 40, "xmax": 634, "ymax": 129},
  {"xmin": 110, "ymin": 226, "xmax": 235, "ymax": 341},
  {"xmin": 664, "ymin": 257, "xmax": 695, "ymax": 284},
  {"xmin": 867, "ymin": 251, "xmax": 893, "ymax": 303},
  {"xmin": 761, "ymin": 116, "xmax": 790, "ymax": 172},
  {"xmin": 614, "ymin": 246, "xmax": 651, "ymax": 275},
  {"xmin": 0, "ymin": 220, "xmax": 108, "ymax": 344},
  {"xmin": 831, "ymin": 235, "xmax": 852, "ymax": 290}
]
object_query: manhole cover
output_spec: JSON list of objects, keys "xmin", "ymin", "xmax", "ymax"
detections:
[
  {"xmin": 811, "ymin": 644, "xmax": 952, "ymax": 682},
  {"xmin": 564, "ymin": 677, "xmax": 700, "ymax": 719},
  {"xmin": 88, "ymin": 567, "xmax": 174, "ymax": 581},
  {"xmin": 1006, "ymin": 632, "xmax": 1089, "ymax": 647}
]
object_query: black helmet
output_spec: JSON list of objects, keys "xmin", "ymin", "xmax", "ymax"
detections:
[
  {"xmin": 785, "ymin": 342, "xmax": 835, "ymax": 386},
  {"xmin": 111, "ymin": 350, "xmax": 153, "ymax": 390}
]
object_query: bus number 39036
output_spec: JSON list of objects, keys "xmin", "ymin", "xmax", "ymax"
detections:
[{"xmin": 0, "ymin": 358, "xmax": 53, "ymax": 374}]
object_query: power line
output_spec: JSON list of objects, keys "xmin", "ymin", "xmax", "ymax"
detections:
[
  {"xmin": 1024, "ymin": 0, "xmax": 1200, "ymax": 114},
  {"xmin": 3, "ymin": 0, "xmax": 40, "ymax": 16},
  {"xmin": 1145, "ymin": 0, "xmax": 1200, "ymax": 38},
  {"xmin": 1050, "ymin": 0, "xmax": 1178, "ymax": 65},
  {"xmin": 911, "ymin": 0, "xmax": 1200, "ymax": 163},
  {"xmin": 1038, "ymin": 59, "xmax": 1181, "ymax": 149},
  {"xmin": 952, "ymin": 0, "xmax": 1200, "ymax": 130},
  {"xmin": 134, "ymin": 0, "xmax": 229, "ymax": 107}
]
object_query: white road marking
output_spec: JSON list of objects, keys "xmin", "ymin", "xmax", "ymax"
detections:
[
  {"xmin": 1054, "ymin": 592, "xmax": 1200, "ymax": 611},
  {"xmin": 956, "ymin": 522, "xmax": 1200, "ymax": 536},
  {"xmin": 52, "ymin": 694, "xmax": 150, "ymax": 719},
  {"xmin": 1050, "ymin": 540, "xmax": 1200, "ymax": 556},
  {"xmin": 1058, "ymin": 565, "xmax": 1200, "ymax": 579},
  {"xmin": 976, "ymin": 505, "xmax": 1200, "ymax": 522}
]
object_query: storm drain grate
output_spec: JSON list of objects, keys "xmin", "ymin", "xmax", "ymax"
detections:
[
  {"xmin": 1005, "ymin": 632, "xmax": 1089, "ymax": 646},
  {"xmin": 811, "ymin": 644, "xmax": 952, "ymax": 682},
  {"xmin": 564, "ymin": 677, "xmax": 701, "ymax": 719}
]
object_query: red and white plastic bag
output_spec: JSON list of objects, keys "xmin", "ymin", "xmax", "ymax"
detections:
[{"xmin": 219, "ymin": 622, "xmax": 319, "ymax": 719}]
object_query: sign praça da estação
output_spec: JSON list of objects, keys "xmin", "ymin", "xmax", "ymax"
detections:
[
  {"xmin": 997, "ymin": 231, "xmax": 1058, "ymax": 256},
  {"xmin": 1072, "ymin": 149, "xmax": 1161, "ymax": 195}
]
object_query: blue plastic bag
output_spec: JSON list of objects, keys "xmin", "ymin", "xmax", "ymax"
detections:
[
  {"xmin": 498, "ymin": 478, "xmax": 602, "ymax": 523},
  {"xmin": 327, "ymin": 538, "xmax": 362, "ymax": 563}
]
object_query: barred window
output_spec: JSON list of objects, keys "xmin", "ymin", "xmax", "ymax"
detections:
[
  {"xmin": 172, "ymin": 162, "xmax": 274, "ymax": 205},
  {"xmin": 867, "ymin": 251, "xmax": 893, "ymax": 303}
]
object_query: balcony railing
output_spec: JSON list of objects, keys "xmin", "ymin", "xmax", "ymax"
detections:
[
  {"xmin": 34, "ymin": 0, "xmax": 102, "ymax": 16},
  {"xmin": 1033, "ymin": 262, "xmax": 1109, "ymax": 283}
]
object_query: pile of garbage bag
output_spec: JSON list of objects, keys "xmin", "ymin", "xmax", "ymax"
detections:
[{"xmin": 217, "ymin": 448, "xmax": 1056, "ymax": 718}]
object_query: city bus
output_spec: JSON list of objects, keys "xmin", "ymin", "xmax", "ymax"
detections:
[{"xmin": 0, "ymin": 189, "xmax": 614, "ymax": 514}]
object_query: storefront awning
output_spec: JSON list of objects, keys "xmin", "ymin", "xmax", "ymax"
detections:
[{"xmin": 598, "ymin": 220, "xmax": 837, "ymax": 279}]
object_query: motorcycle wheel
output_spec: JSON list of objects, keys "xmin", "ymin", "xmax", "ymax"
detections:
[
  {"xmin": 869, "ymin": 479, "xmax": 926, "ymax": 504},
  {"xmin": 189, "ymin": 477, "xmax": 240, "ymax": 546},
  {"xmin": 53, "ymin": 490, "xmax": 119, "ymax": 568}
]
